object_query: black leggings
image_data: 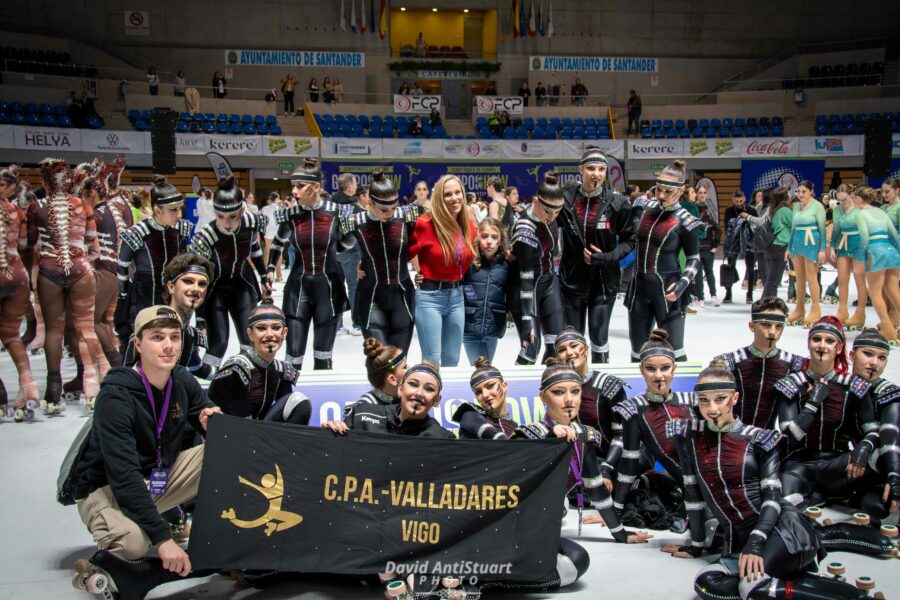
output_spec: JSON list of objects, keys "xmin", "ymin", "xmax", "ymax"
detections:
[
  {"xmin": 476, "ymin": 538, "xmax": 590, "ymax": 593},
  {"xmin": 563, "ymin": 292, "xmax": 616, "ymax": 363},
  {"xmin": 761, "ymin": 244, "xmax": 788, "ymax": 299},
  {"xmin": 360, "ymin": 283, "xmax": 415, "ymax": 355},
  {"xmin": 517, "ymin": 275, "xmax": 565, "ymax": 365},
  {"xmin": 284, "ymin": 275, "xmax": 340, "ymax": 370},
  {"xmin": 781, "ymin": 452, "xmax": 858, "ymax": 508},
  {"xmin": 202, "ymin": 281, "xmax": 258, "ymax": 366},
  {"xmin": 627, "ymin": 272, "xmax": 687, "ymax": 361},
  {"xmin": 696, "ymin": 249, "xmax": 717, "ymax": 299},
  {"xmin": 510, "ymin": 311, "xmax": 539, "ymax": 364}
]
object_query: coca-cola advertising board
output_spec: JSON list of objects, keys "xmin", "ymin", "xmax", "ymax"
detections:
[{"xmin": 739, "ymin": 138, "xmax": 799, "ymax": 158}]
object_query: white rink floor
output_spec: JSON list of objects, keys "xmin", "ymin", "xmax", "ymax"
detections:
[{"xmin": 1, "ymin": 265, "xmax": 899, "ymax": 600}]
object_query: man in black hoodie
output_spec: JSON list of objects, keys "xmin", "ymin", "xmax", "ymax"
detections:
[
  {"xmin": 74, "ymin": 305, "xmax": 220, "ymax": 575},
  {"xmin": 332, "ymin": 173, "xmax": 362, "ymax": 335}
]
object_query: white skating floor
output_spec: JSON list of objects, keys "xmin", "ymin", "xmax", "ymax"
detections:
[{"xmin": 1, "ymin": 265, "xmax": 898, "ymax": 599}]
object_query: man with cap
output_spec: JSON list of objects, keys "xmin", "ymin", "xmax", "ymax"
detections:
[
  {"xmin": 71, "ymin": 305, "xmax": 220, "ymax": 585},
  {"xmin": 123, "ymin": 253, "xmax": 215, "ymax": 380},
  {"xmin": 558, "ymin": 145, "xmax": 635, "ymax": 363}
]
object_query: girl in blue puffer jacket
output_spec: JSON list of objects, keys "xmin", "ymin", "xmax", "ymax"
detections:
[{"xmin": 462, "ymin": 218, "xmax": 510, "ymax": 365}]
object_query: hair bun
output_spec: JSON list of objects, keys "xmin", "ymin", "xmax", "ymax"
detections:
[
  {"xmin": 474, "ymin": 356, "xmax": 492, "ymax": 369},
  {"xmin": 672, "ymin": 160, "xmax": 686, "ymax": 170},
  {"xmin": 259, "ymin": 297, "xmax": 274, "ymax": 306},
  {"xmin": 303, "ymin": 157, "xmax": 318, "ymax": 168},
  {"xmin": 421, "ymin": 360, "xmax": 441, "ymax": 372},
  {"xmin": 372, "ymin": 170, "xmax": 385, "ymax": 182},
  {"xmin": 544, "ymin": 171, "xmax": 560, "ymax": 186},
  {"xmin": 649, "ymin": 328, "xmax": 669, "ymax": 343},
  {"xmin": 363, "ymin": 337, "xmax": 384, "ymax": 359},
  {"xmin": 151, "ymin": 174, "xmax": 168, "ymax": 187},
  {"xmin": 709, "ymin": 358, "xmax": 728, "ymax": 370},
  {"xmin": 217, "ymin": 175, "xmax": 236, "ymax": 191}
]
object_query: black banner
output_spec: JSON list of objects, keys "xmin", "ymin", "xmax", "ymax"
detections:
[{"xmin": 189, "ymin": 416, "xmax": 571, "ymax": 582}]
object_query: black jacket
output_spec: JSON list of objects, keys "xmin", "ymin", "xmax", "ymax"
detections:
[
  {"xmin": 558, "ymin": 184, "xmax": 635, "ymax": 298},
  {"xmin": 343, "ymin": 403, "xmax": 454, "ymax": 439},
  {"xmin": 73, "ymin": 366, "xmax": 214, "ymax": 544},
  {"xmin": 463, "ymin": 253, "xmax": 509, "ymax": 339}
]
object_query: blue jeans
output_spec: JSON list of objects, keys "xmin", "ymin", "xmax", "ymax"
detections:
[
  {"xmin": 337, "ymin": 247, "xmax": 360, "ymax": 328},
  {"xmin": 463, "ymin": 335, "xmax": 499, "ymax": 366},
  {"xmin": 414, "ymin": 287, "xmax": 464, "ymax": 366}
]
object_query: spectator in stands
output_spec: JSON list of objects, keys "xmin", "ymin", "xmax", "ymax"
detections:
[
  {"xmin": 174, "ymin": 70, "xmax": 186, "ymax": 97},
  {"xmin": 499, "ymin": 111, "xmax": 512, "ymax": 131},
  {"xmin": 488, "ymin": 111, "xmax": 502, "ymax": 137},
  {"xmin": 415, "ymin": 32, "xmax": 427, "ymax": 57},
  {"xmin": 212, "ymin": 71, "xmax": 227, "ymax": 99},
  {"xmin": 333, "ymin": 78, "xmax": 344, "ymax": 103},
  {"xmin": 262, "ymin": 192, "xmax": 283, "ymax": 282},
  {"xmin": 518, "ymin": 82, "xmax": 531, "ymax": 107},
  {"xmin": 413, "ymin": 180, "xmax": 431, "ymax": 212},
  {"xmin": 535, "ymin": 81, "xmax": 546, "ymax": 106},
  {"xmin": 147, "ymin": 67, "xmax": 159, "ymax": 96},
  {"xmin": 412, "ymin": 82, "xmax": 423, "ymax": 96},
  {"xmin": 429, "ymin": 107, "xmax": 442, "ymax": 128},
  {"xmin": 281, "ymin": 74, "xmax": 297, "ymax": 115},
  {"xmin": 398, "ymin": 81, "xmax": 411, "ymax": 95},
  {"xmin": 321, "ymin": 77, "xmax": 333, "ymax": 103},
  {"xmin": 265, "ymin": 88, "xmax": 278, "ymax": 103},
  {"xmin": 81, "ymin": 91, "xmax": 102, "ymax": 127},
  {"xmin": 484, "ymin": 81, "xmax": 497, "ymax": 96},
  {"xmin": 549, "ymin": 75, "xmax": 560, "ymax": 106},
  {"xmin": 626, "ymin": 90, "xmax": 642, "ymax": 136},
  {"xmin": 409, "ymin": 116, "xmax": 425, "ymax": 137},
  {"xmin": 571, "ymin": 77, "xmax": 588, "ymax": 106},
  {"xmin": 308, "ymin": 77, "xmax": 320, "ymax": 102},
  {"xmin": 195, "ymin": 187, "xmax": 214, "ymax": 226}
]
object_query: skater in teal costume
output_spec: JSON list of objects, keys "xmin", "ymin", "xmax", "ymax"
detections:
[
  {"xmin": 786, "ymin": 181, "xmax": 826, "ymax": 326},
  {"xmin": 828, "ymin": 184, "xmax": 867, "ymax": 329},
  {"xmin": 855, "ymin": 185, "xmax": 900, "ymax": 344}
]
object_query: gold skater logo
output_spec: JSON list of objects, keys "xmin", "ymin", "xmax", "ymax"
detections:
[
  {"xmin": 526, "ymin": 165, "xmax": 541, "ymax": 182},
  {"xmin": 406, "ymin": 165, "xmax": 421, "ymax": 180},
  {"xmin": 221, "ymin": 464, "xmax": 303, "ymax": 536}
]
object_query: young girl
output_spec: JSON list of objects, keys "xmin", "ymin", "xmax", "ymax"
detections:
[{"xmin": 462, "ymin": 217, "xmax": 509, "ymax": 365}]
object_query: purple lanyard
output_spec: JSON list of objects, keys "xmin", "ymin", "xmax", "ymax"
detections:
[
  {"xmin": 137, "ymin": 363, "xmax": 173, "ymax": 467},
  {"xmin": 456, "ymin": 233, "xmax": 464, "ymax": 281},
  {"xmin": 570, "ymin": 440, "xmax": 584, "ymax": 536}
]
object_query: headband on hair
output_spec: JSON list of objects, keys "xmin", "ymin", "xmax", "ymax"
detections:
[
  {"xmin": 580, "ymin": 150, "xmax": 608, "ymax": 166},
  {"xmin": 694, "ymin": 381, "xmax": 737, "ymax": 393},
  {"xmin": 538, "ymin": 195, "xmax": 564, "ymax": 210},
  {"xmin": 213, "ymin": 197, "xmax": 244, "ymax": 213},
  {"xmin": 656, "ymin": 178, "xmax": 685, "ymax": 189},
  {"xmin": 291, "ymin": 172, "xmax": 320, "ymax": 185},
  {"xmin": 554, "ymin": 330, "xmax": 587, "ymax": 352},
  {"xmin": 751, "ymin": 312, "xmax": 787, "ymax": 324},
  {"xmin": 171, "ymin": 264, "xmax": 209, "ymax": 283},
  {"xmin": 248, "ymin": 310, "xmax": 286, "ymax": 327},
  {"xmin": 809, "ymin": 322, "xmax": 844, "ymax": 344},
  {"xmin": 370, "ymin": 193, "xmax": 398, "ymax": 207},
  {"xmin": 371, "ymin": 351, "xmax": 406, "ymax": 373},
  {"xmin": 853, "ymin": 337, "xmax": 890, "ymax": 353},
  {"xmin": 540, "ymin": 370, "xmax": 582, "ymax": 391},
  {"xmin": 470, "ymin": 368, "xmax": 504, "ymax": 392},
  {"xmin": 401, "ymin": 363, "xmax": 442, "ymax": 391},
  {"xmin": 640, "ymin": 347, "xmax": 676, "ymax": 363},
  {"xmin": 155, "ymin": 192, "xmax": 184, "ymax": 206}
]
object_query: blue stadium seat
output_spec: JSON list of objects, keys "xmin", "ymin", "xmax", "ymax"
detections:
[
  {"xmin": 559, "ymin": 132, "xmax": 572, "ymax": 140},
  {"xmin": 549, "ymin": 118, "xmax": 562, "ymax": 129},
  {"xmin": 478, "ymin": 126, "xmax": 491, "ymax": 138},
  {"xmin": 128, "ymin": 109, "xmax": 141, "ymax": 121},
  {"xmin": 254, "ymin": 115, "xmax": 264, "ymax": 125},
  {"xmin": 531, "ymin": 126, "xmax": 545, "ymax": 139},
  {"xmin": 732, "ymin": 126, "xmax": 744, "ymax": 137},
  {"xmin": 229, "ymin": 113, "xmax": 240, "ymax": 123},
  {"xmin": 179, "ymin": 111, "xmax": 191, "ymax": 121},
  {"xmin": 545, "ymin": 127, "xmax": 558, "ymax": 139},
  {"xmin": 39, "ymin": 103, "xmax": 52, "ymax": 114},
  {"xmin": 370, "ymin": 115, "xmax": 383, "ymax": 126},
  {"xmin": 320, "ymin": 114, "xmax": 334, "ymax": 123},
  {"xmin": 746, "ymin": 117, "xmax": 758, "ymax": 128},
  {"xmin": 666, "ymin": 128, "xmax": 678, "ymax": 138},
  {"xmin": 523, "ymin": 117, "xmax": 535, "ymax": 130},
  {"xmin": 704, "ymin": 126, "xmax": 716, "ymax": 137},
  {"xmin": 42, "ymin": 114, "xmax": 56, "ymax": 126},
  {"xmin": 193, "ymin": 112, "xmax": 204, "ymax": 122},
  {"xmin": 734, "ymin": 117, "xmax": 746, "ymax": 128},
  {"xmin": 218, "ymin": 113, "xmax": 229, "ymax": 122},
  {"xmin": 503, "ymin": 127, "xmax": 515, "ymax": 139},
  {"xmin": 573, "ymin": 118, "xmax": 585, "ymax": 128},
  {"xmin": 675, "ymin": 119, "xmax": 686, "ymax": 129},
  {"xmin": 516, "ymin": 126, "xmax": 528, "ymax": 138},
  {"xmin": 54, "ymin": 105, "xmax": 67, "ymax": 115},
  {"xmin": 841, "ymin": 113, "xmax": 854, "ymax": 123},
  {"xmin": 717, "ymin": 127, "xmax": 729, "ymax": 137},
  {"xmin": 334, "ymin": 114, "xmax": 346, "ymax": 124},
  {"xmin": 0, "ymin": 112, "xmax": 8, "ymax": 124},
  {"xmin": 815, "ymin": 123, "xmax": 828, "ymax": 135},
  {"xmin": 536, "ymin": 118, "xmax": 548, "ymax": 128},
  {"xmin": 771, "ymin": 123, "xmax": 784, "ymax": 135},
  {"xmin": 368, "ymin": 125, "xmax": 381, "ymax": 137},
  {"xmin": 358, "ymin": 115, "xmax": 370, "ymax": 127},
  {"xmin": 257, "ymin": 123, "xmax": 270, "ymax": 135},
  {"xmin": 758, "ymin": 125, "xmax": 769, "ymax": 136},
  {"xmin": 653, "ymin": 128, "xmax": 665, "ymax": 138},
  {"xmin": 561, "ymin": 118, "xmax": 573, "ymax": 128},
  {"xmin": 205, "ymin": 113, "xmax": 216, "ymax": 122},
  {"xmin": 243, "ymin": 123, "xmax": 256, "ymax": 134},
  {"xmin": 828, "ymin": 123, "xmax": 842, "ymax": 134},
  {"xmin": 351, "ymin": 123, "xmax": 364, "ymax": 136},
  {"xmin": 338, "ymin": 123, "xmax": 351, "ymax": 135},
  {"xmin": 651, "ymin": 119, "xmax": 662, "ymax": 129},
  {"xmin": 11, "ymin": 113, "xmax": 25, "ymax": 125},
  {"xmin": 346, "ymin": 115, "xmax": 358, "ymax": 124},
  {"xmin": 722, "ymin": 118, "xmax": 733, "ymax": 128},
  {"xmin": 691, "ymin": 127, "xmax": 703, "ymax": 137},
  {"xmin": 663, "ymin": 119, "xmax": 674, "ymax": 130},
  {"xmin": 883, "ymin": 112, "xmax": 894, "ymax": 120},
  {"xmin": 687, "ymin": 119, "xmax": 698, "ymax": 130},
  {"xmin": 216, "ymin": 122, "xmax": 229, "ymax": 134},
  {"xmin": 135, "ymin": 119, "xmax": 149, "ymax": 131},
  {"xmin": 230, "ymin": 122, "xmax": 242, "ymax": 134},
  {"xmin": 58, "ymin": 115, "xmax": 72, "ymax": 127},
  {"xmin": 266, "ymin": 115, "xmax": 278, "ymax": 125},
  {"xmin": 711, "ymin": 118, "xmax": 722, "ymax": 128},
  {"xmin": 24, "ymin": 103, "xmax": 38, "ymax": 114},
  {"xmin": 598, "ymin": 128, "xmax": 610, "ymax": 139},
  {"xmin": 203, "ymin": 122, "xmax": 215, "ymax": 133},
  {"xmin": 842, "ymin": 122, "xmax": 857, "ymax": 134},
  {"xmin": 744, "ymin": 125, "xmax": 757, "ymax": 136},
  {"xmin": 827, "ymin": 114, "xmax": 840, "ymax": 124},
  {"xmin": 9, "ymin": 102, "xmax": 23, "ymax": 113},
  {"xmin": 141, "ymin": 110, "xmax": 152, "ymax": 121},
  {"xmin": 476, "ymin": 117, "xmax": 488, "ymax": 127},
  {"xmin": 176, "ymin": 121, "xmax": 189, "ymax": 133},
  {"xmin": 679, "ymin": 127, "xmax": 691, "ymax": 138},
  {"xmin": 641, "ymin": 128, "xmax": 652, "ymax": 139},
  {"xmin": 241, "ymin": 114, "xmax": 252, "ymax": 124},
  {"xmin": 758, "ymin": 117, "xmax": 770, "ymax": 127},
  {"xmin": 25, "ymin": 114, "xmax": 40, "ymax": 126},
  {"xmin": 270, "ymin": 124, "xmax": 282, "ymax": 136},
  {"xmin": 699, "ymin": 118, "xmax": 710, "ymax": 129},
  {"xmin": 585, "ymin": 127, "xmax": 597, "ymax": 138},
  {"xmin": 815, "ymin": 115, "xmax": 827, "ymax": 124}
]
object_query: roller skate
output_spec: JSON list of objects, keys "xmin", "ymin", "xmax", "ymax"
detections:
[
  {"xmin": 844, "ymin": 309, "xmax": 866, "ymax": 331},
  {"xmin": 73, "ymin": 549, "xmax": 205, "ymax": 600},
  {"xmin": 834, "ymin": 306, "xmax": 850, "ymax": 324},
  {"xmin": 162, "ymin": 506, "xmax": 191, "ymax": 542},
  {"xmin": 13, "ymin": 398, "xmax": 39, "ymax": 423},
  {"xmin": 63, "ymin": 364, "xmax": 85, "ymax": 404},
  {"xmin": 787, "ymin": 305, "xmax": 806, "ymax": 326},
  {"xmin": 802, "ymin": 304, "xmax": 821, "ymax": 328},
  {"xmin": 815, "ymin": 517, "xmax": 896, "ymax": 556},
  {"xmin": 826, "ymin": 562, "xmax": 847, "ymax": 582},
  {"xmin": 380, "ymin": 572, "xmax": 415, "ymax": 600},
  {"xmin": 855, "ymin": 577, "xmax": 885, "ymax": 599},
  {"xmin": 418, "ymin": 576, "xmax": 481, "ymax": 599},
  {"xmin": 877, "ymin": 322, "xmax": 900, "ymax": 346},
  {"xmin": 42, "ymin": 371, "xmax": 65, "ymax": 416}
]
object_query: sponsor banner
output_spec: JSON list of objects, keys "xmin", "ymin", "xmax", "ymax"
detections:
[
  {"xmin": 561, "ymin": 139, "xmax": 626, "ymax": 160},
  {"xmin": 866, "ymin": 158, "xmax": 900, "ymax": 189},
  {"xmin": 0, "ymin": 124, "xmax": 14, "ymax": 149},
  {"xmin": 892, "ymin": 134, "xmax": 900, "ymax": 157},
  {"xmin": 206, "ymin": 134, "xmax": 263, "ymax": 156},
  {"xmin": 442, "ymin": 139, "xmax": 504, "ymax": 160},
  {"xmin": 530, "ymin": 55, "xmax": 659, "ymax": 73},
  {"xmin": 382, "ymin": 138, "xmax": 443, "ymax": 159},
  {"xmin": 81, "ymin": 130, "xmax": 149, "ymax": 154},
  {"xmin": 321, "ymin": 138, "xmax": 383, "ymax": 159},
  {"xmin": 740, "ymin": 159, "xmax": 825, "ymax": 197},
  {"xmin": 225, "ymin": 49, "xmax": 365, "ymax": 68},
  {"xmin": 392, "ymin": 95, "xmax": 442, "ymax": 114},
  {"xmin": 685, "ymin": 138, "xmax": 743, "ymax": 159},
  {"xmin": 740, "ymin": 137, "xmax": 799, "ymax": 158},
  {"xmin": 418, "ymin": 70, "xmax": 469, "ymax": 79},
  {"xmin": 627, "ymin": 139, "xmax": 684, "ymax": 159},
  {"xmin": 13, "ymin": 126, "xmax": 82, "ymax": 151},
  {"xmin": 475, "ymin": 95, "xmax": 524, "ymax": 115},
  {"xmin": 189, "ymin": 415, "xmax": 568, "ymax": 581},
  {"xmin": 124, "ymin": 10, "xmax": 149, "ymax": 36},
  {"xmin": 175, "ymin": 133, "xmax": 209, "ymax": 155},
  {"xmin": 261, "ymin": 135, "xmax": 318, "ymax": 157},
  {"xmin": 501, "ymin": 140, "xmax": 563, "ymax": 159},
  {"xmin": 798, "ymin": 135, "xmax": 863, "ymax": 157}
]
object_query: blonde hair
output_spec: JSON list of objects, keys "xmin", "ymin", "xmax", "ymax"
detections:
[{"xmin": 429, "ymin": 175, "xmax": 475, "ymax": 265}]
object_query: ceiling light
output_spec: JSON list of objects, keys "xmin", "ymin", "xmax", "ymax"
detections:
[
  {"xmin": 464, "ymin": 8, "xmax": 469, "ymax": 12},
  {"xmin": 400, "ymin": 6, "xmax": 406, "ymax": 10},
  {"xmin": 432, "ymin": 8, "xmax": 438, "ymax": 12}
]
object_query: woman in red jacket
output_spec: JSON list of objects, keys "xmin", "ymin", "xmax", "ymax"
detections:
[{"xmin": 408, "ymin": 175, "xmax": 476, "ymax": 366}]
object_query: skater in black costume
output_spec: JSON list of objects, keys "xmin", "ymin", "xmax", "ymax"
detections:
[
  {"xmin": 558, "ymin": 146, "xmax": 635, "ymax": 363},
  {"xmin": 339, "ymin": 170, "xmax": 420, "ymax": 354},
  {"xmin": 208, "ymin": 300, "xmax": 309, "ymax": 424},
  {"xmin": 342, "ymin": 337, "xmax": 407, "ymax": 418},
  {"xmin": 190, "ymin": 160, "xmax": 271, "ymax": 371},
  {"xmin": 671, "ymin": 361, "xmax": 868, "ymax": 600},
  {"xmin": 452, "ymin": 356, "xmax": 518, "ymax": 439},
  {"xmin": 626, "ymin": 159, "xmax": 701, "ymax": 361},
  {"xmin": 267, "ymin": 158, "xmax": 348, "ymax": 370},
  {"xmin": 511, "ymin": 171, "xmax": 566, "ymax": 365}
]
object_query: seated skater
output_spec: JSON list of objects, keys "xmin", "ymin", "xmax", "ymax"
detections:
[
  {"xmin": 124, "ymin": 253, "xmax": 214, "ymax": 380},
  {"xmin": 323, "ymin": 361, "xmax": 454, "ymax": 438},
  {"xmin": 849, "ymin": 329, "xmax": 900, "ymax": 526},
  {"xmin": 672, "ymin": 361, "xmax": 867, "ymax": 600},
  {"xmin": 452, "ymin": 356, "xmax": 518, "ymax": 439},
  {"xmin": 70, "ymin": 306, "xmax": 220, "ymax": 598},
  {"xmin": 513, "ymin": 358, "xmax": 653, "ymax": 544},
  {"xmin": 613, "ymin": 329, "xmax": 694, "ymax": 512},
  {"xmin": 207, "ymin": 300, "xmax": 308, "ymax": 424},
  {"xmin": 716, "ymin": 297, "xmax": 805, "ymax": 429},
  {"xmin": 774, "ymin": 317, "xmax": 880, "ymax": 509},
  {"xmin": 342, "ymin": 337, "xmax": 407, "ymax": 418}
]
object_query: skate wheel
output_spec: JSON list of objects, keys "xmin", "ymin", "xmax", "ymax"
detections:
[
  {"xmin": 72, "ymin": 573, "xmax": 87, "ymax": 590},
  {"xmin": 823, "ymin": 518, "xmax": 834, "ymax": 526},
  {"xmin": 874, "ymin": 593, "xmax": 885, "ymax": 600},
  {"xmin": 827, "ymin": 562, "xmax": 846, "ymax": 576},
  {"xmin": 804, "ymin": 507, "xmax": 822, "ymax": 519},
  {"xmin": 856, "ymin": 577, "xmax": 875, "ymax": 591},
  {"xmin": 385, "ymin": 580, "xmax": 407, "ymax": 597},
  {"xmin": 442, "ymin": 577, "xmax": 461, "ymax": 588},
  {"xmin": 64, "ymin": 392, "xmax": 77, "ymax": 403},
  {"xmin": 74, "ymin": 558, "xmax": 92, "ymax": 574},
  {"xmin": 852, "ymin": 512, "xmax": 871, "ymax": 526},
  {"xmin": 85, "ymin": 572, "xmax": 109, "ymax": 594},
  {"xmin": 880, "ymin": 524, "xmax": 898, "ymax": 537},
  {"xmin": 14, "ymin": 408, "xmax": 25, "ymax": 422}
]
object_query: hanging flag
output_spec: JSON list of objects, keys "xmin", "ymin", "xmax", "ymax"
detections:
[
  {"xmin": 340, "ymin": 0, "xmax": 347, "ymax": 31},
  {"xmin": 520, "ymin": 0, "xmax": 527, "ymax": 39},
  {"xmin": 351, "ymin": 0, "xmax": 357, "ymax": 33},
  {"xmin": 370, "ymin": 0, "xmax": 376, "ymax": 35},
  {"xmin": 379, "ymin": 0, "xmax": 387, "ymax": 39},
  {"xmin": 361, "ymin": 0, "xmax": 367, "ymax": 32},
  {"xmin": 538, "ymin": 0, "xmax": 544, "ymax": 36},
  {"xmin": 547, "ymin": 0, "xmax": 554, "ymax": 38},
  {"xmin": 511, "ymin": 0, "xmax": 520, "ymax": 38},
  {"xmin": 528, "ymin": 0, "xmax": 536, "ymax": 36}
]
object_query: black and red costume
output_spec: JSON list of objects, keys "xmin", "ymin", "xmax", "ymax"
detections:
[
  {"xmin": 716, "ymin": 346, "xmax": 805, "ymax": 429},
  {"xmin": 452, "ymin": 402, "xmax": 518, "ymax": 439}
]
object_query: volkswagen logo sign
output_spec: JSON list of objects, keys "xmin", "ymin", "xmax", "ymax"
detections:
[{"xmin": 106, "ymin": 134, "xmax": 120, "ymax": 146}]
